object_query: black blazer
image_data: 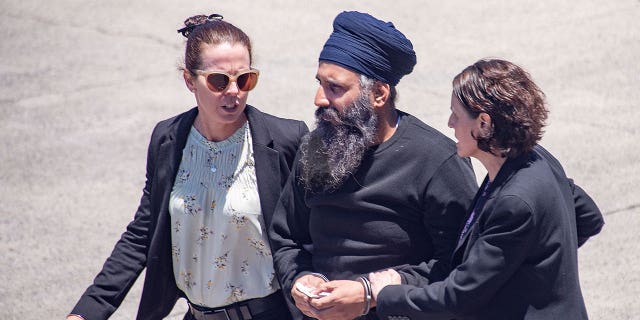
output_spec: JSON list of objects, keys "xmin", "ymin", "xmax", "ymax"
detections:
[
  {"xmin": 376, "ymin": 147, "xmax": 603, "ymax": 320},
  {"xmin": 532, "ymin": 145, "xmax": 603, "ymax": 246},
  {"xmin": 70, "ymin": 105, "xmax": 308, "ymax": 320}
]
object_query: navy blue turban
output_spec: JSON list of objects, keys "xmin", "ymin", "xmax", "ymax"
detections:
[{"xmin": 319, "ymin": 11, "xmax": 417, "ymax": 86}]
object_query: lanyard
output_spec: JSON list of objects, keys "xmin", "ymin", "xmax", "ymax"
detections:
[{"xmin": 458, "ymin": 181, "xmax": 492, "ymax": 242}]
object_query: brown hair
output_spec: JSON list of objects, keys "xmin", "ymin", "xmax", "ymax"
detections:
[
  {"xmin": 452, "ymin": 59, "xmax": 548, "ymax": 158},
  {"xmin": 181, "ymin": 14, "xmax": 253, "ymax": 75}
]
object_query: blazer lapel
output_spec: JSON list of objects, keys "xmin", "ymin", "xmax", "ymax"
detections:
[
  {"xmin": 155, "ymin": 108, "xmax": 197, "ymax": 217},
  {"xmin": 453, "ymin": 178, "xmax": 487, "ymax": 258},
  {"xmin": 452, "ymin": 154, "xmax": 532, "ymax": 261},
  {"xmin": 154, "ymin": 106, "xmax": 281, "ymax": 230},
  {"xmin": 245, "ymin": 106, "xmax": 281, "ymax": 228}
]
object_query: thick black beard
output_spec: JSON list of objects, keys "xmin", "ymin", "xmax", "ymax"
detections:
[{"xmin": 300, "ymin": 93, "xmax": 378, "ymax": 193}]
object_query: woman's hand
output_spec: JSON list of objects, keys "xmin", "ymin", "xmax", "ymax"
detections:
[{"xmin": 369, "ymin": 269, "xmax": 401, "ymax": 301}]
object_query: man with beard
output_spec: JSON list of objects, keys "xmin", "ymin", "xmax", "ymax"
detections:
[{"xmin": 269, "ymin": 11, "xmax": 478, "ymax": 320}]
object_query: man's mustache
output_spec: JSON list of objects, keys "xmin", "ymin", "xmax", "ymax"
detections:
[
  {"xmin": 315, "ymin": 106, "xmax": 341, "ymax": 125},
  {"xmin": 315, "ymin": 106, "xmax": 365, "ymax": 130}
]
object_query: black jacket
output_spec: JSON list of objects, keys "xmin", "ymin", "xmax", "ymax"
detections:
[
  {"xmin": 70, "ymin": 105, "xmax": 308, "ymax": 320},
  {"xmin": 376, "ymin": 146, "xmax": 603, "ymax": 320}
]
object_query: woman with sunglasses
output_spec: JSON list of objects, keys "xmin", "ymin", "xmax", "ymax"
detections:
[
  {"xmin": 67, "ymin": 14, "xmax": 308, "ymax": 320},
  {"xmin": 367, "ymin": 59, "xmax": 604, "ymax": 320}
]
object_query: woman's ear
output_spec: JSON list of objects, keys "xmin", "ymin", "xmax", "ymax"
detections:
[
  {"xmin": 372, "ymin": 82, "xmax": 391, "ymax": 108},
  {"xmin": 183, "ymin": 69, "xmax": 196, "ymax": 93},
  {"xmin": 478, "ymin": 112, "xmax": 492, "ymax": 132}
]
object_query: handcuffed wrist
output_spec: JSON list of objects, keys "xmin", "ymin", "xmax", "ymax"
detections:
[{"xmin": 358, "ymin": 276, "xmax": 372, "ymax": 315}]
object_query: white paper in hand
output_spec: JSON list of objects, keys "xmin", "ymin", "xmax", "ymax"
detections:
[{"xmin": 295, "ymin": 282, "xmax": 330, "ymax": 299}]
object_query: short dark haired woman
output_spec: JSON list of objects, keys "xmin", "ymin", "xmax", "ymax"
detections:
[{"xmin": 368, "ymin": 59, "xmax": 604, "ymax": 320}]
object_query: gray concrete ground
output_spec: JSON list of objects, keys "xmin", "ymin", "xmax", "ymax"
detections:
[{"xmin": 1, "ymin": 0, "xmax": 639, "ymax": 319}]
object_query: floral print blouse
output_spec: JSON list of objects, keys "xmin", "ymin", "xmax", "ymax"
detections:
[{"xmin": 169, "ymin": 122, "xmax": 279, "ymax": 308}]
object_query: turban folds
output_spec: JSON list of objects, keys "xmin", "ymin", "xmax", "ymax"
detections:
[{"xmin": 319, "ymin": 11, "xmax": 417, "ymax": 86}]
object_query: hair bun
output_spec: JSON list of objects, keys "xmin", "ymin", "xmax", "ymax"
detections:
[{"xmin": 178, "ymin": 14, "xmax": 224, "ymax": 38}]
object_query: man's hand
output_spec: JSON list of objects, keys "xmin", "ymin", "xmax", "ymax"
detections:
[
  {"xmin": 291, "ymin": 274, "xmax": 328, "ymax": 317},
  {"xmin": 369, "ymin": 269, "xmax": 401, "ymax": 301},
  {"xmin": 306, "ymin": 279, "xmax": 365, "ymax": 320}
]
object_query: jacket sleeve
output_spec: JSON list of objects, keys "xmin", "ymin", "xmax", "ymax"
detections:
[
  {"xmin": 572, "ymin": 182, "xmax": 604, "ymax": 246},
  {"xmin": 69, "ymin": 126, "xmax": 160, "ymax": 320},
  {"xmin": 270, "ymin": 120, "xmax": 310, "ymax": 320},
  {"xmin": 269, "ymin": 155, "xmax": 316, "ymax": 295},
  {"xmin": 396, "ymin": 155, "xmax": 477, "ymax": 286},
  {"xmin": 377, "ymin": 195, "xmax": 536, "ymax": 319},
  {"xmin": 533, "ymin": 145, "xmax": 604, "ymax": 247}
]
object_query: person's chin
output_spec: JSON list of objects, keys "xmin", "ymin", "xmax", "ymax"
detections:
[{"xmin": 214, "ymin": 105, "xmax": 245, "ymax": 124}]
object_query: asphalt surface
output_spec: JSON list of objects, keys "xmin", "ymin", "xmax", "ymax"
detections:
[{"xmin": 1, "ymin": 0, "xmax": 639, "ymax": 319}]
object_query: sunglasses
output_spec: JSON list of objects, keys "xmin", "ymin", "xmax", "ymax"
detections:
[{"xmin": 192, "ymin": 69, "xmax": 260, "ymax": 92}]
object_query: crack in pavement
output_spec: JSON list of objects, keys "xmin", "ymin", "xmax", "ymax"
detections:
[
  {"xmin": 604, "ymin": 203, "xmax": 640, "ymax": 216},
  {"xmin": 3, "ymin": 11, "xmax": 180, "ymax": 50},
  {"xmin": 0, "ymin": 71, "xmax": 172, "ymax": 107}
]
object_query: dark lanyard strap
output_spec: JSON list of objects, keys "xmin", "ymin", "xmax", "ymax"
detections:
[{"xmin": 458, "ymin": 181, "xmax": 491, "ymax": 242}]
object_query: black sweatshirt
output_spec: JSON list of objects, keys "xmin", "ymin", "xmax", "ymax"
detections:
[{"xmin": 270, "ymin": 111, "xmax": 478, "ymax": 291}]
